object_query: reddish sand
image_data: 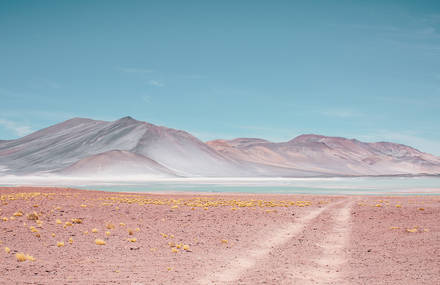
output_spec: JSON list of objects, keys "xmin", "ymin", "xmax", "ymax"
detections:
[{"xmin": 0, "ymin": 187, "xmax": 439, "ymax": 284}]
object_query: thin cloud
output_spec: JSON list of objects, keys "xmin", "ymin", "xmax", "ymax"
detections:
[
  {"xmin": 0, "ymin": 110, "xmax": 75, "ymax": 121},
  {"xmin": 147, "ymin": 80, "xmax": 164, "ymax": 87},
  {"xmin": 0, "ymin": 119, "xmax": 33, "ymax": 137}
]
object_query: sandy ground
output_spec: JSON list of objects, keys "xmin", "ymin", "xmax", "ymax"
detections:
[{"xmin": 0, "ymin": 187, "xmax": 439, "ymax": 284}]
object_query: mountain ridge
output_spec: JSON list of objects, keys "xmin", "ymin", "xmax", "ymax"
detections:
[{"xmin": 0, "ymin": 116, "xmax": 439, "ymax": 178}]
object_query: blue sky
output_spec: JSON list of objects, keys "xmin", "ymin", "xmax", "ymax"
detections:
[{"xmin": 1, "ymin": 1, "xmax": 440, "ymax": 154}]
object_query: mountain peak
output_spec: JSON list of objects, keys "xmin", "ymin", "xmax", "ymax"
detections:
[
  {"xmin": 117, "ymin": 116, "xmax": 137, "ymax": 122},
  {"xmin": 289, "ymin": 134, "xmax": 326, "ymax": 143}
]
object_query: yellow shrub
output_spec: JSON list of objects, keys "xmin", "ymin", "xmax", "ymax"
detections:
[
  {"xmin": 16, "ymin": 253, "xmax": 27, "ymax": 262},
  {"xmin": 27, "ymin": 212, "xmax": 39, "ymax": 220},
  {"xmin": 106, "ymin": 223, "xmax": 115, "ymax": 229},
  {"xmin": 95, "ymin": 239, "xmax": 106, "ymax": 245}
]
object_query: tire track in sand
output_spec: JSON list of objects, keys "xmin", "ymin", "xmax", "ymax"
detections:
[
  {"xmin": 283, "ymin": 199, "xmax": 354, "ymax": 285},
  {"xmin": 199, "ymin": 201, "xmax": 339, "ymax": 284}
]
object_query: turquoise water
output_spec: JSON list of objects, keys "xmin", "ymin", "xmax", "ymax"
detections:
[{"xmin": 72, "ymin": 176, "xmax": 440, "ymax": 195}]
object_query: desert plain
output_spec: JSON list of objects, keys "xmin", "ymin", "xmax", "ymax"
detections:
[{"xmin": 0, "ymin": 186, "xmax": 439, "ymax": 284}]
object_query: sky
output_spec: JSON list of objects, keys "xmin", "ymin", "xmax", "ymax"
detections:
[{"xmin": 1, "ymin": 0, "xmax": 440, "ymax": 155}]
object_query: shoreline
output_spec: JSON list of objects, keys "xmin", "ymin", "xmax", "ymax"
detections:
[
  {"xmin": 2, "ymin": 185, "xmax": 440, "ymax": 196},
  {"xmin": 1, "ymin": 175, "xmax": 439, "ymax": 197}
]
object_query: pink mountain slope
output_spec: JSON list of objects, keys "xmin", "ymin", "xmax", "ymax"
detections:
[
  {"xmin": 0, "ymin": 117, "xmax": 439, "ymax": 177},
  {"xmin": 60, "ymin": 150, "xmax": 176, "ymax": 177},
  {"xmin": 207, "ymin": 135, "xmax": 440, "ymax": 176}
]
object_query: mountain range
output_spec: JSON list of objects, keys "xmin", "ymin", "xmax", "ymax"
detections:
[{"xmin": 0, "ymin": 116, "xmax": 439, "ymax": 178}]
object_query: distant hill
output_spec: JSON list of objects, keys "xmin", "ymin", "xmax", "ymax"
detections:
[{"xmin": 0, "ymin": 116, "xmax": 439, "ymax": 178}]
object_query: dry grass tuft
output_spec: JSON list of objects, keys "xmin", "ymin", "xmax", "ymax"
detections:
[
  {"xmin": 128, "ymin": 238, "xmax": 137, "ymax": 242},
  {"xmin": 91, "ymin": 228, "xmax": 98, "ymax": 233},
  {"xmin": 25, "ymin": 254, "xmax": 35, "ymax": 261},
  {"xmin": 221, "ymin": 239, "xmax": 228, "ymax": 244},
  {"xmin": 68, "ymin": 237, "xmax": 73, "ymax": 244},
  {"xmin": 71, "ymin": 218, "xmax": 82, "ymax": 224},
  {"xmin": 27, "ymin": 212, "xmax": 39, "ymax": 220},
  {"xmin": 57, "ymin": 242, "xmax": 65, "ymax": 247},
  {"xmin": 16, "ymin": 253, "xmax": 27, "ymax": 262},
  {"xmin": 183, "ymin": 244, "xmax": 190, "ymax": 251},
  {"xmin": 105, "ymin": 231, "xmax": 111, "ymax": 236},
  {"xmin": 56, "ymin": 219, "xmax": 62, "ymax": 224},
  {"xmin": 128, "ymin": 229, "xmax": 134, "ymax": 235},
  {"xmin": 5, "ymin": 247, "xmax": 10, "ymax": 253},
  {"xmin": 106, "ymin": 223, "xmax": 115, "ymax": 229},
  {"xmin": 13, "ymin": 211, "xmax": 23, "ymax": 217},
  {"xmin": 95, "ymin": 239, "xmax": 106, "ymax": 245}
]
